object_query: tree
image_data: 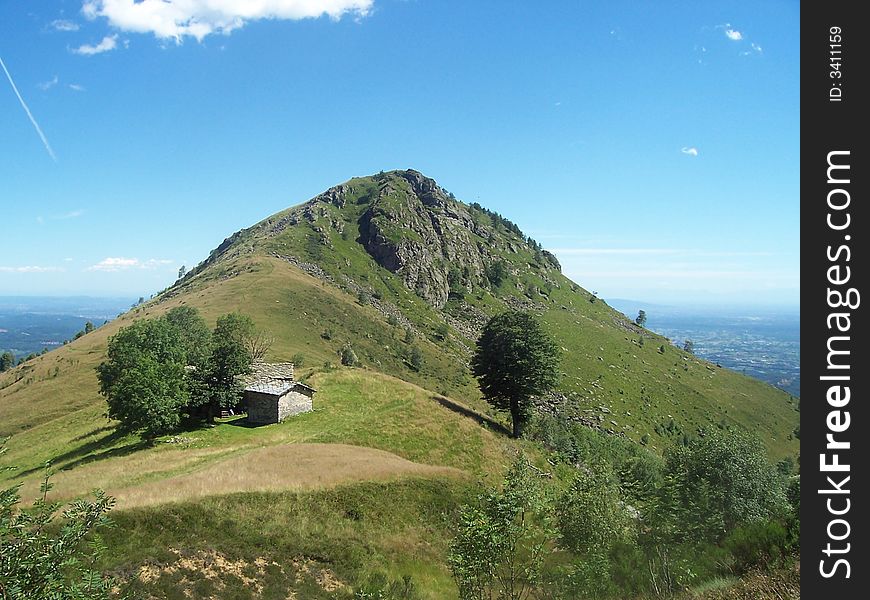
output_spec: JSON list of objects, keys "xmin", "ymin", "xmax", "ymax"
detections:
[
  {"xmin": 635, "ymin": 310, "xmax": 647, "ymax": 327},
  {"xmin": 199, "ymin": 313, "xmax": 254, "ymax": 421},
  {"xmin": 245, "ymin": 330, "xmax": 274, "ymax": 362},
  {"xmin": 471, "ymin": 311, "xmax": 560, "ymax": 438},
  {"xmin": 656, "ymin": 428, "xmax": 786, "ymax": 544},
  {"xmin": 340, "ymin": 343, "xmax": 358, "ymax": 367},
  {"xmin": 177, "ymin": 265, "xmax": 186, "ymax": 279},
  {"xmin": 557, "ymin": 462, "xmax": 633, "ymax": 556},
  {"xmin": 408, "ymin": 346, "xmax": 423, "ymax": 371},
  {"xmin": 1, "ymin": 441, "xmax": 117, "ymax": 599},
  {"xmin": 0, "ymin": 352, "xmax": 14, "ymax": 372},
  {"xmin": 96, "ymin": 318, "xmax": 189, "ymax": 440},
  {"xmin": 164, "ymin": 306, "xmax": 213, "ymax": 416},
  {"xmin": 164, "ymin": 306, "xmax": 212, "ymax": 370},
  {"xmin": 683, "ymin": 339, "xmax": 694, "ymax": 354},
  {"xmin": 485, "ymin": 261, "xmax": 508, "ymax": 288},
  {"xmin": 449, "ymin": 454, "xmax": 553, "ymax": 600}
]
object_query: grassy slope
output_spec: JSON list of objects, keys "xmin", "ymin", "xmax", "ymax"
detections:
[
  {"xmin": 103, "ymin": 478, "xmax": 470, "ymax": 599},
  {"xmin": 168, "ymin": 170, "xmax": 798, "ymax": 458},
  {"xmin": 0, "ymin": 171, "xmax": 799, "ymax": 597}
]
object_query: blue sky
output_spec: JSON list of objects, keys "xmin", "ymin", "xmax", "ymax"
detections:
[{"xmin": 1, "ymin": 1, "xmax": 799, "ymax": 306}]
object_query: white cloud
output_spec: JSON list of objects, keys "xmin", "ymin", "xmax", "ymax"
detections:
[
  {"xmin": 87, "ymin": 257, "xmax": 173, "ymax": 272},
  {"xmin": 51, "ymin": 19, "xmax": 80, "ymax": 32},
  {"xmin": 53, "ymin": 209, "xmax": 84, "ymax": 219},
  {"xmin": 81, "ymin": 0, "xmax": 374, "ymax": 42},
  {"xmin": 74, "ymin": 34, "xmax": 119, "ymax": 55},
  {"xmin": 69, "ymin": 83, "xmax": 86, "ymax": 92},
  {"xmin": 724, "ymin": 28, "xmax": 742, "ymax": 41},
  {"xmin": 142, "ymin": 259, "xmax": 174, "ymax": 269},
  {"xmin": 0, "ymin": 266, "xmax": 63, "ymax": 273},
  {"xmin": 751, "ymin": 42, "xmax": 763, "ymax": 54},
  {"xmin": 38, "ymin": 75, "xmax": 59, "ymax": 91},
  {"xmin": 681, "ymin": 147, "xmax": 699, "ymax": 157}
]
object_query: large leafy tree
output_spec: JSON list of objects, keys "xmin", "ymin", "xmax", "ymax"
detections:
[
  {"xmin": 96, "ymin": 318, "xmax": 188, "ymax": 440},
  {"xmin": 165, "ymin": 306, "xmax": 212, "ymax": 370},
  {"xmin": 165, "ymin": 306, "xmax": 214, "ymax": 416},
  {"xmin": 199, "ymin": 313, "xmax": 254, "ymax": 421},
  {"xmin": 471, "ymin": 311, "xmax": 560, "ymax": 438}
]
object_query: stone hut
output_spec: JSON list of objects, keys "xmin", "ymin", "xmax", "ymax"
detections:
[{"xmin": 242, "ymin": 362, "xmax": 316, "ymax": 425}]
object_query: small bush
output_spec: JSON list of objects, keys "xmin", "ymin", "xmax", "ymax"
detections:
[
  {"xmin": 724, "ymin": 520, "xmax": 792, "ymax": 573},
  {"xmin": 355, "ymin": 573, "xmax": 420, "ymax": 599},
  {"xmin": 290, "ymin": 353, "xmax": 305, "ymax": 367},
  {"xmin": 340, "ymin": 344, "xmax": 359, "ymax": 367},
  {"xmin": 408, "ymin": 346, "xmax": 423, "ymax": 371}
]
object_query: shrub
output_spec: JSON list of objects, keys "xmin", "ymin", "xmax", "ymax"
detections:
[
  {"xmin": 408, "ymin": 346, "xmax": 423, "ymax": 371},
  {"xmin": 655, "ymin": 428, "xmax": 787, "ymax": 544},
  {"xmin": 1, "ymin": 442, "xmax": 117, "ymax": 599},
  {"xmin": 355, "ymin": 573, "xmax": 420, "ymax": 599},
  {"xmin": 449, "ymin": 454, "xmax": 553, "ymax": 600},
  {"xmin": 557, "ymin": 462, "xmax": 633, "ymax": 556},
  {"xmin": 724, "ymin": 520, "xmax": 792, "ymax": 573},
  {"xmin": 340, "ymin": 344, "xmax": 359, "ymax": 367}
]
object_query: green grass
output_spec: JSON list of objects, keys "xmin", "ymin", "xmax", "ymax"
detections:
[
  {"xmin": 1, "ymin": 367, "xmax": 510, "ymax": 505},
  {"xmin": 103, "ymin": 477, "xmax": 469, "ymax": 599}
]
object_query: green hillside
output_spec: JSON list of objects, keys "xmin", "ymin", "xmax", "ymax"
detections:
[
  {"xmin": 0, "ymin": 169, "xmax": 799, "ymax": 598},
  {"xmin": 165, "ymin": 168, "xmax": 799, "ymax": 457}
]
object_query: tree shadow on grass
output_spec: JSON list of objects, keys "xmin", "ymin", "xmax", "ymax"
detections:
[
  {"xmin": 13, "ymin": 429, "xmax": 149, "ymax": 479},
  {"xmin": 432, "ymin": 396, "xmax": 511, "ymax": 437},
  {"xmin": 223, "ymin": 415, "xmax": 263, "ymax": 428},
  {"xmin": 69, "ymin": 424, "xmax": 115, "ymax": 443}
]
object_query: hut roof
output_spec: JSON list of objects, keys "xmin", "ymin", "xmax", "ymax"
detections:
[
  {"xmin": 241, "ymin": 361, "xmax": 295, "ymax": 386},
  {"xmin": 244, "ymin": 380, "xmax": 294, "ymax": 396}
]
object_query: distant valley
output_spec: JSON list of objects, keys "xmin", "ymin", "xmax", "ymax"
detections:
[
  {"xmin": 609, "ymin": 300, "xmax": 800, "ymax": 397},
  {"xmin": 0, "ymin": 296, "xmax": 133, "ymax": 358}
]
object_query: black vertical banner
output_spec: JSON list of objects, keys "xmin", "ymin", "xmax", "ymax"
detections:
[{"xmin": 802, "ymin": 2, "xmax": 867, "ymax": 597}]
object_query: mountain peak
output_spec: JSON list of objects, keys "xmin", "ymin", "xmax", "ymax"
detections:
[{"xmin": 181, "ymin": 170, "xmax": 560, "ymax": 308}]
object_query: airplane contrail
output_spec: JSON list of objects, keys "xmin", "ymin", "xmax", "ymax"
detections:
[{"xmin": 0, "ymin": 55, "xmax": 57, "ymax": 162}]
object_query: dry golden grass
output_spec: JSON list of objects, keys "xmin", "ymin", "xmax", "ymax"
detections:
[
  {"xmin": 30, "ymin": 443, "xmax": 461, "ymax": 509},
  {"xmin": 687, "ymin": 562, "xmax": 800, "ymax": 599}
]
